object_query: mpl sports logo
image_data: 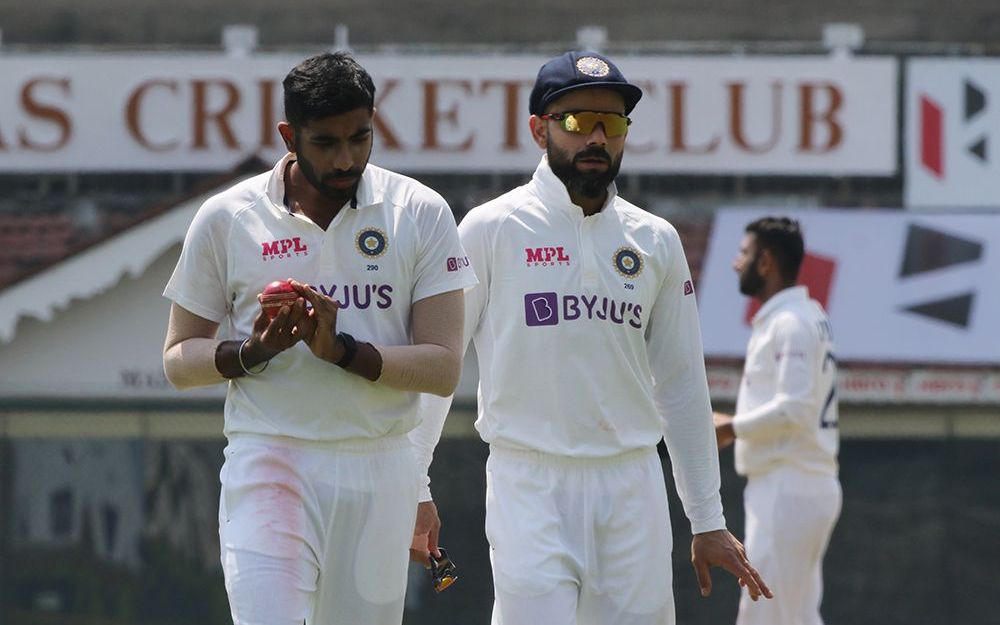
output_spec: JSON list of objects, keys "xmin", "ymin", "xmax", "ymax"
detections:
[
  {"xmin": 906, "ymin": 60, "xmax": 1000, "ymax": 208},
  {"xmin": 524, "ymin": 292, "xmax": 643, "ymax": 329},
  {"xmin": 525, "ymin": 246, "xmax": 571, "ymax": 267},
  {"xmin": 261, "ymin": 237, "xmax": 309, "ymax": 261}
]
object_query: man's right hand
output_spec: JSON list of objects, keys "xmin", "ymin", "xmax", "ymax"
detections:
[{"xmin": 250, "ymin": 289, "xmax": 311, "ymax": 357}]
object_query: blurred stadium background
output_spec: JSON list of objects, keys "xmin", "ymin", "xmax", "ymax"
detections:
[{"xmin": 0, "ymin": 2, "xmax": 998, "ymax": 624}]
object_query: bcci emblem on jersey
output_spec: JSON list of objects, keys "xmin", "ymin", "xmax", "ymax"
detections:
[
  {"xmin": 356, "ymin": 227, "xmax": 388, "ymax": 258},
  {"xmin": 613, "ymin": 246, "xmax": 643, "ymax": 278}
]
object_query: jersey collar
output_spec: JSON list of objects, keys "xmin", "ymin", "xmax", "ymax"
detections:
[
  {"xmin": 531, "ymin": 155, "xmax": 620, "ymax": 218},
  {"xmin": 265, "ymin": 153, "xmax": 386, "ymax": 216},
  {"xmin": 752, "ymin": 285, "xmax": 809, "ymax": 325}
]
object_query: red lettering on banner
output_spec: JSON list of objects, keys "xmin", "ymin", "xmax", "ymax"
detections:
[
  {"xmin": 192, "ymin": 80, "xmax": 240, "ymax": 150},
  {"xmin": 670, "ymin": 80, "xmax": 848, "ymax": 157},
  {"xmin": 799, "ymin": 83, "xmax": 844, "ymax": 152},
  {"xmin": 258, "ymin": 80, "xmax": 279, "ymax": 150},
  {"xmin": 373, "ymin": 79, "xmax": 405, "ymax": 150},
  {"xmin": 481, "ymin": 79, "xmax": 531, "ymax": 151},
  {"xmin": 917, "ymin": 377, "xmax": 981, "ymax": 395},
  {"xmin": 625, "ymin": 80, "xmax": 656, "ymax": 154},
  {"xmin": 729, "ymin": 81, "xmax": 782, "ymax": 153},
  {"xmin": 669, "ymin": 82, "xmax": 721, "ymax": 154},
  {"xmin": 126, "ymin": 80, "xmax": 180, "ymax": 151},
  {"xmin": 19, "ymin": 78, "xmax": 73, "ymax": 151},
  {"xmin": 422, "ymin": 80, "xmax": 474, "ymax": 151}
]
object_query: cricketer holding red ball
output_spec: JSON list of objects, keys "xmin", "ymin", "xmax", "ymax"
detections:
[{"xmin": 162, "ymin": 52, "xmax": 476, "ymax": 625}]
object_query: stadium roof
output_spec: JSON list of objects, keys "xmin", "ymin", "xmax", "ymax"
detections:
[{"xmin": 0, "ymin": 157, "xmax": 266, "ymax": 344}]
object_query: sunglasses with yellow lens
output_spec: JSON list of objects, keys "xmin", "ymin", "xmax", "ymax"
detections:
[{"xmin": 539, "ymin": 111, "xmax": 632, "ymax": 137}]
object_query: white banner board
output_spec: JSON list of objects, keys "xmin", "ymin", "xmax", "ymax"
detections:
[
  {"xmin": 0, "ymin": 53, "xmax": 897, "ymax": 174},
  {"xmin": 698, "ymin": 208, "xmax": 1000, "ymax": 365},
  {"xmin": 906, "ymin": 58, "xmax": 1000, "ymax": 209}
]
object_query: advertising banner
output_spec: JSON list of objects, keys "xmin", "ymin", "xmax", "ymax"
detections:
[
  {"xmin": 698, "ymin": 208, "xmax": 1000, "ymax": 365},
  {"xmin": 0, "ymin": 53, "xmax": 896, "ymax": 174},
  {"xmin": 906, "ymin": 58, "xmax": 1000, "ymax": 209}
]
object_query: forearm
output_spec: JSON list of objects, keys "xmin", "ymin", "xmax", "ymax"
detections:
[
  {"xmin": 377, "ymin": 342, "xmax": 462, "ymax": 397},
  {"xmin": 410, "ymin": 393, "xmax": 455, "ymax": 501},
  {"xmin": 662, "ymin": 403, "xmax": 727, "ymax": 534},
  {"xmin": 165, "ymin": 336, "xmax": 276, "ymax": 389},
  {"xmin": 733, "ymin": 396, "xmax": 813, "ymax": 442},
  {"xmin": 164, "ymin": 337, "xmax": 224, "ymax": 389}
]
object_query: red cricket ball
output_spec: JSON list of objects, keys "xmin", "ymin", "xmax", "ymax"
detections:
[{"xmin": 260, "ymin": 279, "xmax": 298, "ymax": 319}]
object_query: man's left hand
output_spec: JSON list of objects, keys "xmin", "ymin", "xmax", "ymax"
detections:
[
  {"xmin": 410, "ymin": 500, "xmax": 442, "ymax": 566},
  {"xmin": 288, "ymin": 280, "xmax": 345, "ymax": 364},
  {"xmin": 713, "ymin": 412, "xmax": 736, "ymax": 449},
  {"xmin": 691, "ymin": 529, "xmax": 773, "ymax": 600}
]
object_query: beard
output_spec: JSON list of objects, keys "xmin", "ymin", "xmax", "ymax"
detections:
[
  {"xmin": 547, "ymin": 143, "xmax": 623, "ymax": 199},
  {"xmin": 296, "ymin": 153, "xmax": 364, "ymax": 205},
  {"xmin": 738, "ymin": 256, "xmax": 766, "ymax": 297},
  {"xmin": 292, "ymin": 127, "xmax": 371, "ymax": 206}
]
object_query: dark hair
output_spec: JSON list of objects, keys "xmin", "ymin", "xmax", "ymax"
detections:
[
  {"xmin": 746, "ymin": 216, "xmax": 805, "ymax": 283},
  {"xmin": 283, "ymin": 52, "xmax": 375, "ymax": 127}
]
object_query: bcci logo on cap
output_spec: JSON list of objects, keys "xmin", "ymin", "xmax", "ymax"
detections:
[{"xmin": 576, "ymin": 56, "xmax": 611, "ymax": 78}]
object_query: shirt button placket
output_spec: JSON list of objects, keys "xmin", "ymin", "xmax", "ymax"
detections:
[{"xmin": 580, "ymin": 216, "xmax": 598, "ymax": 290}]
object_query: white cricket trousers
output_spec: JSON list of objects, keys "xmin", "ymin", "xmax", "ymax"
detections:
[
  {"xmin": 486, "ymin": 445, "xmax": 675, "ymax": 625},
  {"xmin": 737, "ymin": 467, "xmax": 841, "ymax": 625},
  {"xmin": 218, "ymin": 433, "xmax": 419, "ymax": 625}
]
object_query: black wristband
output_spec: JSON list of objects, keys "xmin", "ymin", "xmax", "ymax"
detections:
[
  {"xmin": 335, "ymin": 332, "xmax": 358, "ymax": 368},
  {"xmin": 214, "ymin": 340, "xmax": 245, "ymax": 379}
]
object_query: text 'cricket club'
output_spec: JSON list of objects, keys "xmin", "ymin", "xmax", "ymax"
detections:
[{"xmin": 524, "ymin": 292, "xmax": 643, "ymax": 329}]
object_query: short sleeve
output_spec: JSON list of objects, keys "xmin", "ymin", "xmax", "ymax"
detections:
[
  {"xmin": 410, "ymin": 190, "xmax": 479, "ymax": 303},
  {"xmin": 162, "ymin": 197, "xmax": 231, "ymax": 322}
]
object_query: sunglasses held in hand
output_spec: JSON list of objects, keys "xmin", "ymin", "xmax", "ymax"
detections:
[
  {"xmin": 428, "ymin": 548, "xmax": 458, "ymax": 592},
  {"xmin": 539, "ymin": 111, "xmax": 632, "ymax": 137}
]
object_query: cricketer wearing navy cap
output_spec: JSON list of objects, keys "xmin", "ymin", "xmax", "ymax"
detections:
[
  {"xmin": 528, "ymin": 50, "xmax": 643, "ymax": 116},
  {"xmin": 417, "ymin": 49, "xmax": 773, "ymax": 625}
]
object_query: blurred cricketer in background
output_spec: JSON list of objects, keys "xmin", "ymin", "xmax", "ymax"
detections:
[
  {"xmin": 161, "ymin": 52, "xmax": 476, "ymax": 625},
  {"xmin": 714, "ymin": 216, "xmax": 841, "ymax": 625},
  {"xmin": 421, "ymin": 51, "xmax": 772, "ymax": 625}
]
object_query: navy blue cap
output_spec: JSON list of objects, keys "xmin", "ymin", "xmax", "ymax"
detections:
[{"xmin": 529, "ymin": 51, "xmax": 643, "ymax": 116}]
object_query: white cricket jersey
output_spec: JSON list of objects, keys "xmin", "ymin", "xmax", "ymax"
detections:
[
  {"xmin": 733, "ymin": 286, "xmax": 840, "ymax": 478},
  {"xmin": 164, "ymin": 154, "xmax": 477, "ymax": 442},
  {"xmin": 460, "ymin": 156, "xmax": 725, "ymax": 533}
]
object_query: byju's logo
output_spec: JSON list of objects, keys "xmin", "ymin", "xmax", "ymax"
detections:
[
  {"xmin": 261, "ymin": 237, "xmax": 308, "ymax": 261},
  {"xmin": 447, "ymin": 256, "xmax": 470, "ymax": 272},
  {"xmin": 525, "ymin": 292, "xmax": 644, "ymax": 329},
  {"xmin": 525, "ymin": 293, "xmax": 559, "ymax": 326}
]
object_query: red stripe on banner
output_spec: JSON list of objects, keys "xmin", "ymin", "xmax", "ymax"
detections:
[
  {"xmin": 920, "ymin": 95, "xmax": 944, "ymax": 179},
  {"xmin": 743, "ymin": 252, "xmax": 837, "ymax": 325}
]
